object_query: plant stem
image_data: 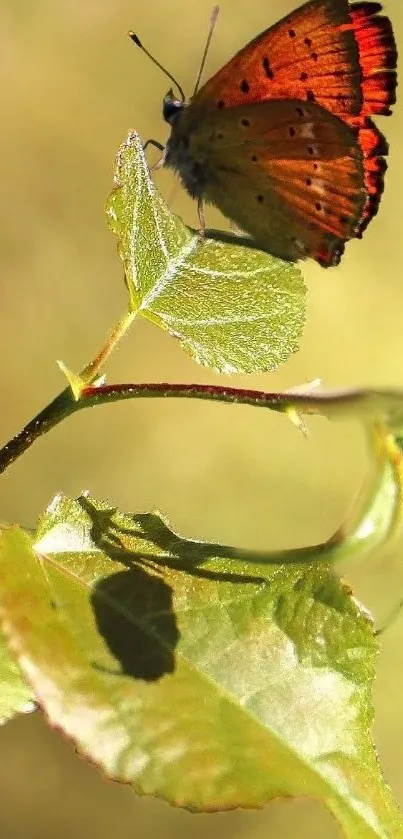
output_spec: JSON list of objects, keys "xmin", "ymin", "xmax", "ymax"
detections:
[
  {"xmin": 80, "ymin": 311, "xmax": 137, "ymax": 384},
  {"xmin": 0, "ymin": 388, "xmax": 74, "ymax": 475},
  {"xmin": 1, "ymin": 380, "xmax": 403, "ymax": 477},
  {"xmin": 0, "ymin": 382, "xmax": 284, "ymax": 475}
]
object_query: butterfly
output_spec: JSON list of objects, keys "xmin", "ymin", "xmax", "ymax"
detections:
[{"xmin": 132, "ymin": 0, "xmax": 397, "ymax": 267}]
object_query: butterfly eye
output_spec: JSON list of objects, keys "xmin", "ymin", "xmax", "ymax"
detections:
[{"xmin": 162, "ymin": 93, "xmax": 184, "ymax": 124}]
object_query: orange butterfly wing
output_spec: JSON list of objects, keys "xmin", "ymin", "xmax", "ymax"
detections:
[
  {"xmin": 194, "ymin": 0, "xmax": 396, "ymax": 120},
  {"xmin": 172, "ymin": 98, "xmax": 366, "ymax": 265},
  {"xmin": 189, "ymin": 0, "xmax": 397, "ymax": 262}
]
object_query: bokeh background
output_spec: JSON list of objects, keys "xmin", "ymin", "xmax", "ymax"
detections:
[{"xmin": 0, "ymin": 1, "xmax": 402, "ymax": 836}]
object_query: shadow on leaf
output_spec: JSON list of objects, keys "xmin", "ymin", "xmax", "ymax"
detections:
[
  {"xmin": 74, "ymin": 496, "xmax": 369, "ymax": 680},
  {"xmin": 78, "ymin": 495, "xmax": 268, "ymax": 585},
  {"xmin": 91, "ymin": 566, "xmax": 179, "ymax": 681}
]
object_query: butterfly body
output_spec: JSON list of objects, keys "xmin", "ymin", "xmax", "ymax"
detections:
[
  {"xmin": 163, "ymin": 95, "xmax": 212, "ymax": 200},
  {"xmin": 161, "ymin": 0, "xmax": 397, "ymax": 266}
]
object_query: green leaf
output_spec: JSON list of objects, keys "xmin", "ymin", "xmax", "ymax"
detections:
[
  {"xmin": 106, "ymin": 132, "xmax": 306, "ymax": 373},
  {"xmin": 0, "ymin": 626, "xmax": 35, "ymax": 725},
  {"xmin": 0, "ymin": 495, "xmax": 401, "ymax": 836}
]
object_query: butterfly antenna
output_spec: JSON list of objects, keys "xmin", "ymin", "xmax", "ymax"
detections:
[
  {"xmin": 128, "ymin": 32, "xmax": 186, "ymax": 102},
  {"xmin": 193, "ymin": 5, "xmax": 220, "ymax": 97}
]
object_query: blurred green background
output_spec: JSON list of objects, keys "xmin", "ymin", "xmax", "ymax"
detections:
[{"xmin": 0, "ymin": 0, "xmax": 402, "ymax": 836}]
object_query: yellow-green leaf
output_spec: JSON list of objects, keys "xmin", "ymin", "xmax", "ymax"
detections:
[
  {"xmin": 0, "ymin": 495, "xmax": 401, "ymax": 836},
  {"xmin": 106, "ymin": 132, "xmax": 306, "ymax": 373}
]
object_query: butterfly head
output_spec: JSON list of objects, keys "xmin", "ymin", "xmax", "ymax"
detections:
[{"xmin": 163, "ymin": 89, "xmax": 185, "ymax": 125}]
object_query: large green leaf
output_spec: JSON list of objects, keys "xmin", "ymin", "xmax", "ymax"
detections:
[
  {"xmin": 106, "ymin": 132, "xmax": 306, "ymax": 373},
  {"xmin": 0, "ymin": 494, "xmax": 401, "ymax": 836}
]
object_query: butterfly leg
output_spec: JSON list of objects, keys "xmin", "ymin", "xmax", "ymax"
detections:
[
  {"xmin": 197, "ymin": 197, "xmax": 206, "ymax": 237},
  {"xmin": 143, "ymin": 138, "xmax": 166, "ymax": 170},
  {"xmin": 143, "ymin": 139, "xmax": 164, "ymax": 153}
]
